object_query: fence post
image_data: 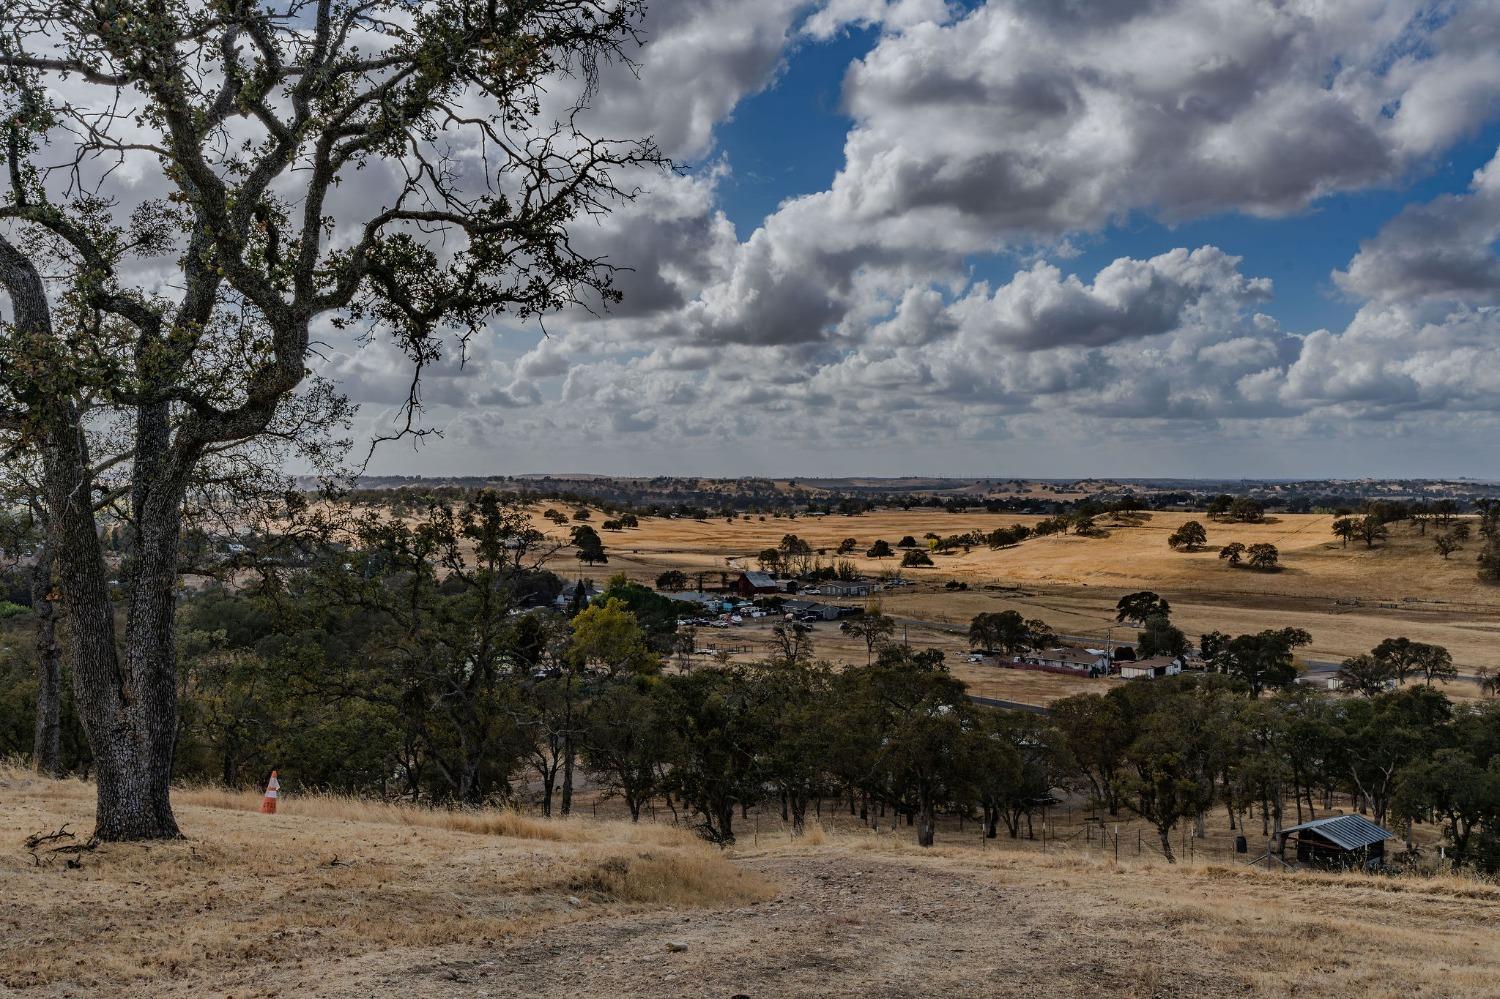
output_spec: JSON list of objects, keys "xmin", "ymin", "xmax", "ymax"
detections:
[{"xmin": 1114, "ymin": 825, "xmax": 1120, "ymax": 863}]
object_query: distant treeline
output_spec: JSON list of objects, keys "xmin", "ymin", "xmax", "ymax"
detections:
[{"xmin": 342, "ymin": 477, "xmax": 1500, "ymax": 523}]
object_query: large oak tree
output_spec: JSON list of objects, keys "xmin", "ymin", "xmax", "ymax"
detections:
[{"xmin": 0, "ymin": 0, "xmax": 657, "ymax": 839}]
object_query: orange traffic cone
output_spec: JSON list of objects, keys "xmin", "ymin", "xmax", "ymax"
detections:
[{"xmin": 260, "ymin": 770, "xmax": 280, "ymax": 814}]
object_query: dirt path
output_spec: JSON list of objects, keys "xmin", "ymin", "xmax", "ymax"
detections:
[{"xmin": 338, "ymin": 850, "xmax": 1236, "ymax": 999}]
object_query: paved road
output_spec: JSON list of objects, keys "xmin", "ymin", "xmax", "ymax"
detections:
[{"xmin": 1296, "ymin": 658, "xmax": 1483, "ymax": 686}]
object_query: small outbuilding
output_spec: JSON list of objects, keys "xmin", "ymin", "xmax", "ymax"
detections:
[
  {"xmin": 1275, "ymin": 814, "xmax": 1391, "ymax": 870},
  {"xmin": 1118, "ymin": 655, "xmax": 1184, "ymax": 680}
]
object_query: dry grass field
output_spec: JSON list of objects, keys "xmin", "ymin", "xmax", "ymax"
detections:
[
  {"xmin": 527, "ymin": 507, "xmax": 1500, "ymax": 691},
  {"xmin": 6, "ymin": 766, "xmax": 1500, "ymax": 998},
  {"xmin": 0, "ymin": 764, "xmax": 770, "ymax": 998}
]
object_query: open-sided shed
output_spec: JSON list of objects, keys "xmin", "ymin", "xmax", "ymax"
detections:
[{"xmin": 1276, "ymin": 814, "xmax": 1391, "ymax": 870}]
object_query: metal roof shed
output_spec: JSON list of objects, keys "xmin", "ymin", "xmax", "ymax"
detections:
[{"xmin": 1276, "ymin": 814, "xmax": 1391, "ymax": 869}]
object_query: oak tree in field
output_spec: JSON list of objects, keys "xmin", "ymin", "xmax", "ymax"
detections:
[
  {"xmin": 572, "ymin": 525, "xmax": 609, "ymax": 566},
  {"xmin": 1370, "ymin": 637, "xmax": 1443, "ymax": 686},
  {"xmin": 1435, "ymin": 533, "xmax": 1463, "ymax": 559},
  {"xmin": 655, "ymin": 569, "xmax": 688, "ymax": 592},
  {"xmin": 1335, "ymin": 654, "xmax": 1396, "ymax": 697},
  {"xmin": 841, "ymin": 610, "xmax": 896, "ymax": 665},
  {"xmin": 1357, "ymin": 514, "xmax": 1389, "ymax": 548},
  {"xmin": 0, "ymin": 1, "xmax": 657, "ymax": 839},
  {"xmin": 1228, "ymin": 497, "xmax": 1264, "ymax": 523},
  {"xmin": 1115, "ymin": 591, "xmax": 1169, "ymax": 627},
  {"xmin": 1245, "ymin": 542, "xmax": 1279, "ymax": 570},
  {"xmin": 1119, "ymin": 680, "xmax": 1230, "ymax": 862},
  {"xmin": 1218, "ymin": 541, "xmax": 1246, "ymax": 566},
  {"xmin": 1051, "ymin": 693, "xmax": 1131, "ymax": 815},
  {"xmin": 1167, "ymin": 520, "xmax": 1208, "ymax": 551},
  {"xmin": 1331, "ymin": 517, "xmax": 1359, "ymax": 548},
  {"xmin": 777, "ymin": 533, "xmax": 815, "ymax": 576},
  {"xmin": 1206, "ymin": 628, "xmax": 1311, "ymax": 697},
  {"xmin": 1393, "ymin": 745, "xmax": 1500, "ymax": 871},
  {"xmin": 865, "ymin": 539, "xmax": 894, "ymax": 559},
  {"xmin": 900, "ymin": 548, "xmax": 933, "ymax": 568},
  {"xmin": 1411, "ymin": 642, "xmax": 1456, "ymax": 687},
  {"xmin": 968, "ymin": 610, "xmax": 1051, "ymax": 657}
]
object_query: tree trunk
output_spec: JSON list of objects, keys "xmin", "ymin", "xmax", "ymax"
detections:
[
  {"xmin": 916, "ymin": 796, "xmax": 936, "ymax": 848},
  {"xmin": 30, "ymin": 535, "xmax": 63, "ymax": 777},
  {"xmin": 715, "ymin": 800, "xmax": 735, "ymax": 845},
  {"xmin": 1158, "ymin": 827, "xmax": 1176, "ymax": 863},
  {"xmin": 560, "ymin": 678, "xmax": 576, "ymax": 816},
  {"xmin": 560, "ymin": 733, "xmax": 575, "ymax": 817},
  {"xmin": 43, "ymin": 403, "xmax": 182, "ymax": 841},
  {"xmin": 541, "ymin": 769, "xmax": 555, "ymax": 817}
]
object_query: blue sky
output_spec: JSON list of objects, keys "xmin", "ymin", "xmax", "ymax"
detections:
[
  {"xmin": 712, "ymin": 26, "xmax": 879, "ymax": 235},
  {"xmin": 708, "ymin": 21, "xmax": 1500, "ymax": 337},
  {"xmin": 344, "ymin": 1, "xmax": 1500, "ymax": 479}
]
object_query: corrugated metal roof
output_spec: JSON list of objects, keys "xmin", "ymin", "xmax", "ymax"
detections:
[{"xmin": 1280, "ymin": 814, "xmax": 1391, "ymax": 850}]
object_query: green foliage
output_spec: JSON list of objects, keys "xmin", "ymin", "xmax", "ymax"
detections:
[
  {"xmin": 1206, "ymin": 627, "xmax": 1311, "ymax": 697},
  {"xmin": 1115, "ymin": 591, "xmax": 1169, "ymax": 626},
  {"xmin": 1478, "ymin": 537, "xmax": 1500, "ymax": 584},
  {"xmin": 1245, "ymin": 542, "xmax": 1279, "ymax": 570},
  {"xmin": 1371, "ymin": 637, "xmax": 1455, "ymax": 686},
  {"xmin": 655, "ymin": 666, "xmax": 772, "ymax": 845},
  {"xmin": 1167, "ymin": 520, "xmax": 1208, "ymax": 551},
  {"xmin": 569, "ymin": 596, "xmax": 660, "ymax": 673},
  {"xmin": 595, "ymin": 575, "xmax": 696, "ymax": 653},
  {"xmin": 831, "ymin": 645, "xmax": 973, "ymax": 847},
  {"xmin": 985, "ymin": 523, "xmax": 1032, "ymax": 548},
  {"xmin": 1335, "ymin": 654, "xmax": 1396, "ymax": 697},
  {"xmin": 1357, "ymin": 514, "xmax": 1389, "ymax": 548},
  {"xmin": 571, "ymin": 524, "xmax": 608, "ymax": 565},
  {"xmin": 655, "ymin": 569, "xmax": 688, "ymax": 591},
  {"xmin": 1331, "ymin": 517, "xmax": 1359, "ymax": 547},
  {"xmin": 1136, "ymin": 615, "xmax": 1187, "ymax": 658},
  {"xmin": 968, "ymin": 610, "xmax": 1052, "ymax": 656},
  {"xmin": 841, "ymin": 611, "xmax": 896, "ymax": 664}
]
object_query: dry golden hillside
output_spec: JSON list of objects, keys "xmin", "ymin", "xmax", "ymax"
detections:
[
  {"xmin": 6, "ymin": 768, "xmax": 1500, "ymax": 998},
  {"xmin": 531, "ymin": 508, "xmax": 1500, "ymax": 677}
]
